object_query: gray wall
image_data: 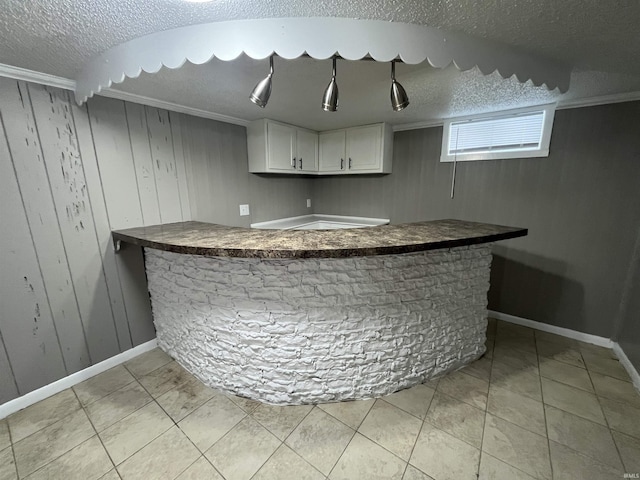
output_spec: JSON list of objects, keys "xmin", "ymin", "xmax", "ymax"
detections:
[
  {"xmin": 178, "ymin": 115, "xmax": 313, "ymax": 227},
  {"xmin": 313, "ymin": 102, "xmax": 640, "ymax": 353},
  {"xmin": 0, "ymin": 79, "xmax": 311, "ymax": 404}
]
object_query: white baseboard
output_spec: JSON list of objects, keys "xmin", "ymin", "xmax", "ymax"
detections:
[
  {"xmin": 0, "ymin": 339, "xmax": 157, "ymax": 420},
  {"xmin": 488, "ymin": 310, "xmax": 613, "ymax": 347},
  {"xmin": 612, "ymin": 343, "xmax": 640, "ymax": 392},
  {"xmin": 489, "ymin": 310, "xmax": 640, "ymax": 393}
]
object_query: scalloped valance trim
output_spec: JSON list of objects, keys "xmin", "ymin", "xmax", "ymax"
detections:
[{"xmin": 74, "ymin": 17, "xmax": 571, "ymax": 104}]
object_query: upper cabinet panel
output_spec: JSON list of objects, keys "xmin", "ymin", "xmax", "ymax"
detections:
[{"xmin": 249, "ymin": 119, "xmax": 393, "ymax": 175}]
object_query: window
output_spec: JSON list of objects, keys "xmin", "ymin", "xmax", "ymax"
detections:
[{"xmin": 440, "ymin": 104, "xmax": 556, "ymax": 162}]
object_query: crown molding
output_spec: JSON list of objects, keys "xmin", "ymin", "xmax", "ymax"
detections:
[
  {"xmin": 0, "ymin": 63, "xmax": 249, "ymax": 127},
  {"xmin": 0, "ymin": 63, "xmax": 76, "ymax": 90},
  {"xmin": 556, "ymin": 90, "xmax": 640, "ymax": 110}
]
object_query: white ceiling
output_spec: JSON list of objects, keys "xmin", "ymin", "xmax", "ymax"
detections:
[{"xmin": 2, "ymin": 0, "xmax": 640, "ymax": 131}]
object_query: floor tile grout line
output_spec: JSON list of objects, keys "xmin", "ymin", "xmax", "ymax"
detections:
[
  {"xmin": 475, "ymin": 345, "xmax": 494, "ymax": 478},
  {"xmin": 402, "ymin": 380, "xmax": 439, "ymax": 478},
  {"xmin": 535, "ymin": 331, "xmax": 555, "ymax": 480}
]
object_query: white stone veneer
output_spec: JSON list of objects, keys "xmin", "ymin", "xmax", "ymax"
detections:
[{"xmin": 144, "ymin": 245, "xmax": 492, "ymax": 404}]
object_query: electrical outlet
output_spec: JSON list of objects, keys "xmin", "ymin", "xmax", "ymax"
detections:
[
  {"xmin": 239, "ymin": 204, "xmax": 250, "ymax": 216},
  {"xmin": 306, "ymin": 198, "xmax": 311, "ymax": 208}
]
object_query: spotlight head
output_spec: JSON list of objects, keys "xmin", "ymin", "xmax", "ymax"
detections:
[{"xmin": 391, "ymin": 79, "xmax": 410, "ymax": 111}]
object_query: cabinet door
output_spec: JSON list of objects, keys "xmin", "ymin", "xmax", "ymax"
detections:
[
  {"xmin": 319, "ymin": 130, "xmax": 346, "ymax": 173},
  {"xmin": 267, "ymin": 122, "xmax": 297, "ymax": 172},
  {"xmin": 296, "ymin": 129, "xmax": 318, "ymax": 172},
  {"xmin": 346, "ymin": 124, "xmax": 383, "ymax": 172}
]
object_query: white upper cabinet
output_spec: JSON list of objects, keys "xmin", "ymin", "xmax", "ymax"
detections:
[
  {"xmin": 319, "ymin": 123, "xmax": 393, "ymax": 174},
  {"xmin": 247, "ymin": 119, "xmax": 392, "ymax": 175},
  {"xmin": 248, "ymin": 119, "xmax": 318, "ymax": 174}
]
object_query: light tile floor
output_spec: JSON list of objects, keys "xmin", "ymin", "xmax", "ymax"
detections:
[{"xmin": 1, "ymin": 319, "xmax": 639, "ymax": 480}]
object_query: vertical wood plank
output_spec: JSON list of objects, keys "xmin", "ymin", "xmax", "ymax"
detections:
[
  {"xmin": 71, "ymin": 100, "xmax": 133, "ymax": 351},
  {"xmin": 86, "ymin": 96, "xmax": 155, "ymax": 345},
  {"xmin": 168, "ymin": 112, "xmax": 192, "ymax": 221},
  {"xmin": 28, "ymin": 83, "xmax": 121, "ymax": 363},
  {"xmin": 125, "ymin": 103, "xmax": 161, "ymax": 225},
  {"xmin": 0, "ymin": 329, "xmax": 19, "ymax": 403},
  {"xmin": 145, "ymin": 107, "xmax": 183, "ymax": 223},
  {"xmin": 0, "ymin": 78, "xmax": 90, "ymax": 374},
  {"xmin": 0, "ymin": 110, "xmax": 67, "ymax": 395}
]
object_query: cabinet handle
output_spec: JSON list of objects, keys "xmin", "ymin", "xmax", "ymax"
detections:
[
  {"xmin": 349, "ymin": 157, "xmax": 352, "ymax": 169},
  {"xmin": 292, "ymin": 157, "xmax": 296, "ymax": 169},
  {"xmin": 299, "ymin": 158, "xmax": 302, "ymax": 170},
  {"xmin": 340, "ymin": 158, "xmax": 344, "ymax": 170}
]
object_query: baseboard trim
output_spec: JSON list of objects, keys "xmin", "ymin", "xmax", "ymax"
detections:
[
  {"xmin": 612, "ymin": 343, "xmax": 640, "ymax": 392},
  {"xmin": 0, "ymin": 339, "xmax": 157, "ymax": 419},
  {"xmin": 489, "ymin": 310, "xmax": 640, "ymax": 393},
  {"xmin": 488, "ymin": 310, "xmax": 613, "ymax": 347}
]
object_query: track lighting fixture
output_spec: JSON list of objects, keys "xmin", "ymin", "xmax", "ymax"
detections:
[
  {"xmin": 249, "ymin": 55, "xmax": 274, "ymax": 108},
  {"xmin": 390, "ymin": 60, "xmax": 410, "ymax": 112},
  {"xmin": 322, "ymin": 57, "xmax": 339, "ymax": 112}
]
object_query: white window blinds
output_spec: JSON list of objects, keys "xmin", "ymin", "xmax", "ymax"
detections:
[{"xmin": 441, "ymin": 104, "xmax": 555, "ymax": 162}]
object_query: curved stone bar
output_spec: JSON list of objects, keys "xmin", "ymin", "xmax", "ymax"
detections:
[{"xmin": 113, "ymin": 219, "xmax": 527, "ymax": 404}]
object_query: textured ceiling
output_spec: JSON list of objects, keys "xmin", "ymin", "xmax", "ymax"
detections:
[{"xmin": 1, "ymin": 0, "xmax": 640, "ymax": 129}]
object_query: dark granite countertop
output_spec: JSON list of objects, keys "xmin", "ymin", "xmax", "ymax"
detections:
[{"xmin": 112, "ymin": 219, "xmax": 527, "ymax": 259}]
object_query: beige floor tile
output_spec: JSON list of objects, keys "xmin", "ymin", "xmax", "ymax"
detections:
[
  {"xmin": 486, "ymin": 385, "xmax": 546, "ymax": 436},
  {"xmin": 599, "ymin": 396, "xmax": 640, "ymax": 439},
  {"xmin": 205, "ymin": 416, "xmax": 281, "ymax": 480},
  {"xmin": 493, "ymin": 345, "xmax": 539, "ymax": 370},
  {"xmin": 138, "ymin": 361, "xmax": 196, "ymax": 399},
  {"xmin": 490, "ymin": 360, "xmax": 542, "ymax": 401},
  {"xmin": 74, "ymin": 367, "xmax": 135, "ymax": 406},
  {"xmin": 383, "ymin": 384, "xmax": 435, "ymax": 419},
  {"xmin": 358, "ymin": 399, "xmax": 422, "ymax": 460},
  {"xmin": 549, "ymin": 440, "xmax": 624, "ymax": 480},
  {"xmin": 493, "ymin": 335, "xmax": 537, "ymax": 358},
  {"xmin": 402, "ymin": 464, "xmax": 434, "ymax": 480},
  {"xmin": 582, "ymin": 352, "xmax": 631, "ymax": 382},
  {"xmin": 590, "ymin": 372, "xmax": 640, "ymax": 408},
  {"xmin": 478, "ymin": 452, "xmax": 536, "ymax": 480},
  {"xmin": 577, "ymin": 342, "xmax": 617, "ymax": 360},
  {"xmin": 437, "ymin": 371, "xmax": 489, "ymax": 410},
  {"xmin": 484, "ymin": 337, "xmax": 495, "ymax": 358},
  {"xmin": 612, "ymin": 430, "xmax": 640, "ymax": 473},
  {"xmin": 410, "ymin": 422, "xmax": 479, "ymax": 480},
  {"xmin": 461, "ymin": 355, "xmax": 492, "ymax": 382},
  {"xmin": 8, "ymin": 389, "xmax": 80, "ymax": 443},
  {"xmin": 482, "ymin": 413, "xmax": 551, "ymax": 480},
  {"xmin": 176, "ymin": 456, "xmax": 224, "ymax": 480},
  {"xmin": 318, "ymin": 399, "xmax": 375, "ymax": 430},
  {"xmin": 534, "ymin": 331, "xmax": 580, "ymax": 348},
  {"xmin": 156, "ymin": 378, "xmax": 216, "ymax": 422},
  {"xmin": 99, "ymin": 469, "xmax": 120, "ymax": 480},
  {"xmin": 536, "ymin": 340, "xmax": 585, "ymax": 368},
  {"xmin": 124, "ymin": 348, "xmax": 172, "ymax": 378},
  {"xmin": 251, "ymin": 403, "xmax": 313, "ymax": 440},
  {"xmin": 0, "ymin": 446, "xmax": 17, "ymax": 480},
  {"xmin": 329, "ymin": 432, "xmax": 406, "ymax": 480},
  {"xmin": 425, "ymin": 391, "xmax": 485, "ymax": 448},
  {"xmin": 13, "ymin": 409, "xmax": 95, "ymax": 478},
  {"xmin": 178, "ymin": 395, "xmax": 246, "ymax": 451},
  {"xmin": 423, "ymin": 377, "xmax": 441, "ymax": 390},
  {"xmin": 226, "ymin": 393, "xmax": 262, "ymax": 413},
  {"xmin": 253, "ymin": 445, "xmax": 325, "ymax": 480},
  {"xmin": 544, "ymin": 405, "xmax": 622, "ymax": 470},
  {"xmin": 285, "ymin": 407, "xmax": 354, "ymax": 475},
  {"xmin": 541, "ymin": 377, "xmax": 605, "ymax": 425},
  {"xmin": 99, "ymin": 401, "xmax": 173, "ymax": 465},
  {"xmin": 538, "ymin": 357, "xmax": 594, "ymax": 392},
  {"xmin": 85, "ymin": 381, "xmax": 152, "ymax": 432},
  {"xmin": 25, "ymin": 436, "xmax": 112, "ymax": 480},
  {"xmin": 495, "ymin": 322, "xmax": 535, "ymax": 339},
  {"xmin": 0, "ymin": 420, "xmax": 10, "ymax": 451},
  {"xmin": 117, "ymin": 426, "xmax": 200, "ymax": 480}
]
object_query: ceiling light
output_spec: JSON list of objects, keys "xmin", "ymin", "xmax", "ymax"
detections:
[
  {"xmin": 390, "ymin": 60, "xmax": 410, "ymax": 112},
  {"xmin": 322, "ymin": 57, "xmax": 339, "ymax": 112},
  {"xmin": 249, "ymin": 55, "xmax": 274, "ymax": 108}
]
